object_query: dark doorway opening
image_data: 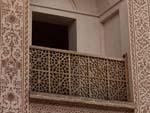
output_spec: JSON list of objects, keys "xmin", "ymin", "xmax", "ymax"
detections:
[
  {"xmin": 32, "ymin": 21, "xmax": 68, "ymax": 50},
  {"xmin": 32, "ymin": 12, "xmax": 77, "ymax": 51}
]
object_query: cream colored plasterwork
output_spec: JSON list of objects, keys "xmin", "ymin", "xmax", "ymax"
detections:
[
  {"xmin": 0, "ymin": 0, "xmax": 29, "ymax": 113},
  {"xmin": 127, "ymin": 0, "xmax": 150, "ymax": 113}
]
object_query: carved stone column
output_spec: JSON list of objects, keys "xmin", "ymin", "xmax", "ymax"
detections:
[
  {"xmin": 0, "ymin": 0, "xmax": 29, "ymax": 113},
  {"xmin": 127, "ymin": 0, "xmax": 150, "ymax": 113}
]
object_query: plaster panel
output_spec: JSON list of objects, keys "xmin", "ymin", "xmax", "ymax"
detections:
[
  {"xmin": 96, "ymin": 0, "xmax": 121, "ymax": 15},
  {"xmin": 103, "ymin": 12, "xmax": 122, "ymax": 58},
  {"xmin": 30, "ymin": 0, "xmax": 98, "ymax": 16},
  {"xmin": 99, "ymin": 0, "xmax": 129, "ymax": 58},
  {"xmin": 76, "ymin": 15, "xmax": 102, "ymax": 55}
]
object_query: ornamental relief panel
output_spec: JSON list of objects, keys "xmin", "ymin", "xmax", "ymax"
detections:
[
  {"xmin": 0, "ymin": 0, "xmax": 29, "ymax": 113},
  {"xmin": 127, "ymin": 0, "xmax": 150, "ymax": 113},
  {"xmin": 29, "ymin": 46, "xmax": 128, "ymax": 101}
]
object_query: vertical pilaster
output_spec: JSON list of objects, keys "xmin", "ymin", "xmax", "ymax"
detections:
[
  {"xmin": 0, "ymin": 0, "xmax": 29, "ymax": 113},
  {"xmin": 127, "ymin": 0, "xmax": 150, "ymax": 113}
]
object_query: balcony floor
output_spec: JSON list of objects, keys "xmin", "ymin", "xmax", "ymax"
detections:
[{"xmin": 30, "ymin": 92, "xmax": 135, "ymax": 112}]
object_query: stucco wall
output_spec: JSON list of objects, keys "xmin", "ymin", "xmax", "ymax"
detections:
[
  {"xmin": 103, "ymin": 12, "xmax": 122, "ymax": 58},
  {"xmin": 96, "ymin": 0, "xmax": 121, "ymax": 15},
  {"xmin": 30, "ymin": 0, "xmax": 98, "ymax": 16},
  {"xmin": 99, "ymin": 0, "xmax": 129, "ymax": 58}
]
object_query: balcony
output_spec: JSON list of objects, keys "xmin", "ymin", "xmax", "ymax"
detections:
[{"xmin": 29, "ymin": 45, "xmax": 129, "ymax": 102}]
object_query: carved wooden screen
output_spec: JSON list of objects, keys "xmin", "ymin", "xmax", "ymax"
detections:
[{"xmin": 29, "ymin": 46, "xmax": 128, "ymax": 101}]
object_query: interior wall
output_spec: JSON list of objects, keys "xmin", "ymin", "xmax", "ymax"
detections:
[
  {"xmin": 99, "ymin": 0, "xmax": 129, "ymax": 59},
  {"xmin": 119, "ymin": 0, "xmax": 129, "ymax": 56},
  {"xmin": 76, "ymin": 15, "xmax": 102, "ymax": 55},
  {"xmin": 96, "ymin": 0, "xmax": 121, "ymax": 15},
  {"xmin": 30, "ymin": 0, "xmax": 102, "ymax": 56},
  {"xmin": 30, "ymin": 0, "xmax": 98, "ymax": 16},
  {"xmin": 69, "ymin": 21, "xmax": 77, "ymax": 51},
  {"xmin": 103, "ymin": 12, "xmax": 122, "ymax": 58}
]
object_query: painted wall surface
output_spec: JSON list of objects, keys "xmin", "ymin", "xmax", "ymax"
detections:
[
  {"xmin": 96, "ymin": 0, "xmax": 121, "ymax": 15},
  {"xmin": 103, "ymin": 12, "xmax": 122, "ymax": 58},
  {"xmin": 30, "ymin": 0, "xmax": 98, "ymax": 16},
  {"xmin": 99, "ymin": 0, "xmax": 129, "ymax": 59},
  {"xmin": 76, "ymin": 15, "xmax": 102, "ymax": 55},
  {"xmin": 69, "ymin": 21, "xmax": 77, "ymax": 51},
  {"xmin": 119, "ymin": 0, "xmax": 130, "ymax": 56},
  {"xmin": 30, "ymin": 0, "xmax": 103, "ymax": 56}
]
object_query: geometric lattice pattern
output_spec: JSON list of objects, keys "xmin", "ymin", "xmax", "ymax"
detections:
[{"xmin": 30, "ymin": 46, "xmax": 129, "ymax": 101}]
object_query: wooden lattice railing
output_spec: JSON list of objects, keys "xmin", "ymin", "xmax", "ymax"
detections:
[{"xmin": 29, "ymin": 45, "xmax": 129, "ymax": 101}]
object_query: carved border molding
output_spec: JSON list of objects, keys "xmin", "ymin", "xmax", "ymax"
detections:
[
  {"xmin": 127, "ymin": 0, "xmax": 150, "ymax": 113},
  {"xmin": 30, "ymin": 103, "xmax": 132, "ymax": 113},
  {"xmin": 0, "ymin": 0, "xmax": 29, "ymax": 113},
  {"xmin": 23, "ymin": 0, "xmax": 29, "ymax": 113}
]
